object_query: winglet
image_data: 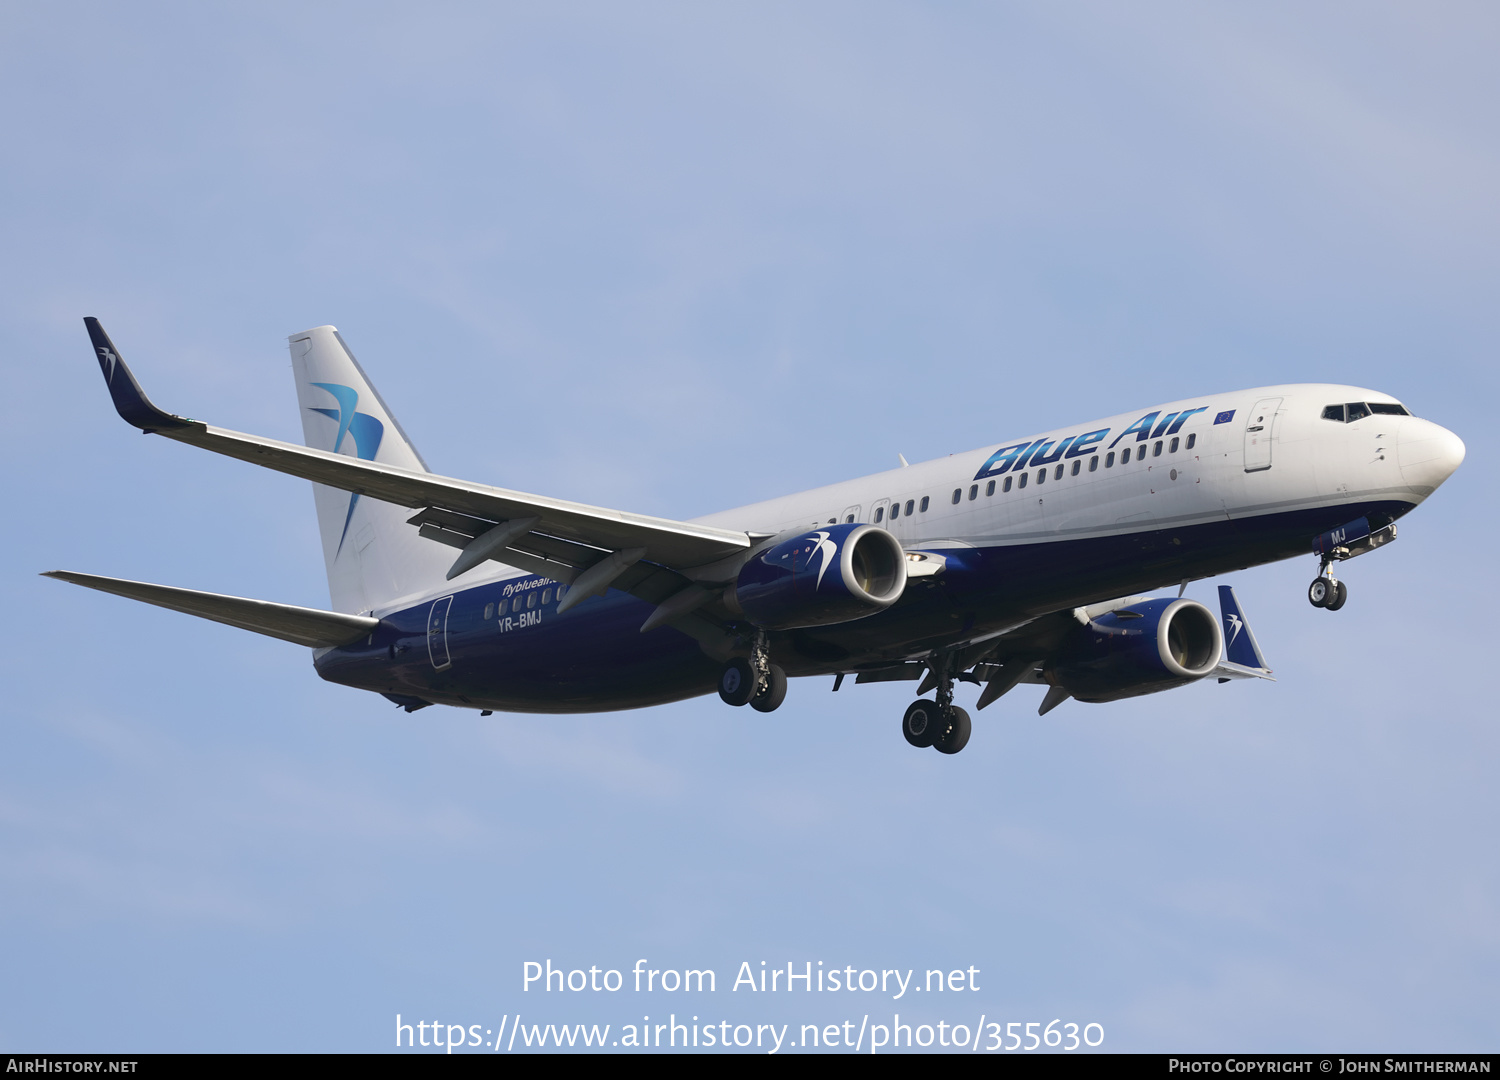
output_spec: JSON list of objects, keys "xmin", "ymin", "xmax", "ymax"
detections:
[
  {"xmin": 1215, "ymin": 584, "xmax": 1274, "ymax": 679},
  {"xmin": 83, "ymin": 318, "xmax": 197, "ymax": 433}
]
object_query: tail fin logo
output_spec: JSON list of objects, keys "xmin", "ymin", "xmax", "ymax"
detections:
[
  {"xmin": 96, "ymin": 347, "xmax": 117, "ymax": 382},
  {"xmin": 1224, "ymin": 612, "xmax": 1244, "ymax": 648},
  {"xmin": 308, "ymin": 382, "xmax": 385, "ymax": 553}
]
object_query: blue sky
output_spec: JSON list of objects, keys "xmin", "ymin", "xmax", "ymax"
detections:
[{"xmin": 1, "ymin": 2, "xmax": 1495, "ymax": 1052}]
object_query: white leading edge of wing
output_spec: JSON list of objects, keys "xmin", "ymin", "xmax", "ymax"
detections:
[{"xmin": 81, "ymin": 317, "xmax": 750, "ymax": 574}]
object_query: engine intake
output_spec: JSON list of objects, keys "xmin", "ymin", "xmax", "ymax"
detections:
[
  {"xmin": 729, "ymin": 523, "xmax": 907, "ymax": 630},
  {"xmin": 1047, "ymin": 597, "xmax": 1222, "ymax": 703}
]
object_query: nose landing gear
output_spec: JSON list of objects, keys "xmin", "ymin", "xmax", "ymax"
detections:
[
  {"xmin": 1308, "ymin": 517, "xmax": 1400, "ymax": 612},
  {"xmin": 1308, "ymin": 558, "xmax": 1348, "ymax": 611}
]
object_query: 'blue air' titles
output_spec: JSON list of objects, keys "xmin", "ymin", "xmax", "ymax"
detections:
[{"xmin": 973, "ymin": 407, "xmax": 1210, "ymax": 481}]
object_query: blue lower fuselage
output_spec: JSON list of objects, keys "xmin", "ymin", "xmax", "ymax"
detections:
[{"xmin": 313, "ymin": 497, "xmax": 1411, "ymax": 714}]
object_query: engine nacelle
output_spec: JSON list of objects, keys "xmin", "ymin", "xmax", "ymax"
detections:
[
  {"xmin": 1047, "ymin": 598, "xmax": 1222, "ymax": 703},
  {"xmin": 728, "ymin": 523, "xmax": 907, "ymax": 630}
]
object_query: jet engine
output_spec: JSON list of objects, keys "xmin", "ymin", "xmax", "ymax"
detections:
[
  {"xmin": 1046, "ymin": 598, "xmax": 1222, "ymax": 703},
  {"xmin": 727, "ymin": 523, "xmax": 907, "ymax": 630}
]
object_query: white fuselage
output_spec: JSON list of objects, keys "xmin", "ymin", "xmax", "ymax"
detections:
[{"xmin": 691, "ymin": 383, "xmax": 1460, "ymax": 564}]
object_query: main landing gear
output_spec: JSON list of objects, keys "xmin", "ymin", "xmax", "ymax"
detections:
[
  {"xmin": 718, "ymin": 631, "xmax": 787, "ymax": 713},
  {"xmin": 902, "ymin": 699, "xmax": 971, "ymax": 754},
  {"xmin": 1308, "ymin": 558, "xmax": 1348, "ymax": 611},
  {"xmin": 900, "ymin": 654, "xmax": 971, "ymax": 754}
]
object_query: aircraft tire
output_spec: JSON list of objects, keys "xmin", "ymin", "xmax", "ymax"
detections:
[
  {"xmin": 1307, "ymin": 578, "xmax": 1331, "ymax": 608},
  {"xmin": 1326, "ymin": 580, "xmax": 1348, "ymax": 611},
  {"xmin": 750, "ymin": 664, "xmax": 787, "ymax": 713},
  {"xmin": 933, "ymin": 706, "xmax": 972, "ymax": 755},
  {"xmin": 902, "ymin": 700, "xmax": 939, "ymax": 748},
  {"xmin": 718, "ymin": 658, "xmax": 756, "ymax": 707}
]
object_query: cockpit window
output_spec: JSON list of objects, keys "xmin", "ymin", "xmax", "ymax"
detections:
[{"xmin": 1324, "ymin": 401, "xmax": 1411, "ymax": 422}]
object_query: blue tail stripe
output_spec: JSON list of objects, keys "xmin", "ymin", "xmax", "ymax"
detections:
[
  {"xmin": 311, "ymin": 382, "xmax": 359, "ymax": 453},
  {"xmin": 308, "ymin": 383, "xmax": 386, "ymax": 556}
]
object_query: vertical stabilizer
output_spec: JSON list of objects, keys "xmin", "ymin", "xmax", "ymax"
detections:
[{"xmin": 289, "ymin": 327, "xmax": 451, "ymax": 614}]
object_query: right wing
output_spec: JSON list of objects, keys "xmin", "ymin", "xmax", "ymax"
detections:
[{"xmin": 84, "ymin": 319, "xmax": 753, "ymax": 591}]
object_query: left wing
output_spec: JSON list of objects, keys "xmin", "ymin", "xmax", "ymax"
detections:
[
  {"xmin": 42, "ymin": 571, "xmax": 378, "ymax": 648},
  {"xmin": 83, "ymin": 319, "xmax": 752, "ymax": 587},
  {"xmin": 849, "ymin": 587, "xmax": 1274, "ymax": 714}
]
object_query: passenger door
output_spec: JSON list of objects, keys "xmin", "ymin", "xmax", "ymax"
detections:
[
  {"xmin": 427, "ymin": 595, "xmax": 454, "ymax": 670},
  {"xmin": 1244, "ymin": 398, "xmax": 1282, "ymax": 472}
]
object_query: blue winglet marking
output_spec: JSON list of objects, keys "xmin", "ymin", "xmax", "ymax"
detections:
[
  {"xmin": 83, "ymin": 317, "xmax": 195, "ymax": 433},
  {"xmin": 1218, "ymin": 585, "xmax": 1269, "ymax": 670}
]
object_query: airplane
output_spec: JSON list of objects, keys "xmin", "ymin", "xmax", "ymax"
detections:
[{"xmin": 47, "ymin": 318, "xmax": 1466, "ymax": 755}]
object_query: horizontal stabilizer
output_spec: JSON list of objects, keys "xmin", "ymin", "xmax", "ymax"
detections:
[{"xmin": 42, "ymin": 571, "xmax": 378, "ymax": 649}]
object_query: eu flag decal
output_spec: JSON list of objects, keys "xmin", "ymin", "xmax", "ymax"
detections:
[{"xmin": 1214, "ymin": 410, "xmax": 1236, "ymax": 425}]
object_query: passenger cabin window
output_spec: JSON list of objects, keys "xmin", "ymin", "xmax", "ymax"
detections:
[
  {"xmin": 905, "ymin": 499, "xmax": 914, "ymax": 515},
  {"xmin": 1018, "ymin": 472, "xmax": 1028, "ymax": 489},
  {"xmin": 557, "ymin": 585, "xmax": 569, "ymax": 600},
  {"xmin": 1169, "ymin": 437, "xmax": 1179, "ymax": 453},
  {"xmin": 969, "ymin": 485, "xmax": 978, "ymax": 501},
  {"xmin": 1089, "ymin": 456, "xmax": 1099, "ymax": 472},
  {"xmin": 1186, "ymin": 433, "xmax": 1196, "ymax": 450},
  {"xmin": 952, "ymin": 489, "xmax": 961, "ymax": 505},
  {"xmin": 484, "ymin": 603, "xmax": 495, "ymax": 620},
  {"xmin": 846, "ymin": 514, "xmax": 855, "ymax": 523},
  {"xmin": 1054, "ymin": 464, "xmax": 1064, "ymax": 480},
  {"xmin": 919, "ymin": 496, "xmax": 929, "ymax": 512},
  {"xmin": 1003, "ymin": 476, "xmax": 1013, "ymax": 492},
  {"xmin": 1036, "ymin": 468, "xmax": 1046, "ymax": 485},
  {"xmin": 890, "ymin": 502, "xmax": 899, "ymax": 520},
  {"xmin": 1106, "ymin": 451, "xmax": 1116, "ymax": 467},
  {"xmin": 985, "ymin": 481, "xmax": 995, "ymax": 496},
  {"xmin": 1122, "ymin": 447, "xmax": 1132, "ymax": 463},
  {"xmin": 1153, "ymin": 440, "xmax": 1163, "ymax": 457},
  {"xmin": 874, "ymin": 506, "xmax": 884, "ymax": 523},
  {"xmin": 527, "ymin": 592, "xmax": 537, "ymax": 609},
  {"xmin": 497, "ymin": 598, "xmax": 508, "ymax": 615},
  {"xmin": 542, "ymin": 588, "xmax": 552, "ymax": 604},
  {"xmin": 1071, "ymin": 460, "xmax": 1080, "ymax": 476}
]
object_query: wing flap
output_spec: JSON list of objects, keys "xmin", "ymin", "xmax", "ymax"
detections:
[
  {"xmin": 164, "ymin": 423, "xmax": 746, "ymax": 567},
  {"xmin": 42, "ymin": 571, "xmax": 378, "ymax": 649}
]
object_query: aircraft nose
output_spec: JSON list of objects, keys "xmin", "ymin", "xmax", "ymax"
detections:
[{"xmin": 1397, "ymin": 419, "xmax": 1465, "ymax": 496}]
